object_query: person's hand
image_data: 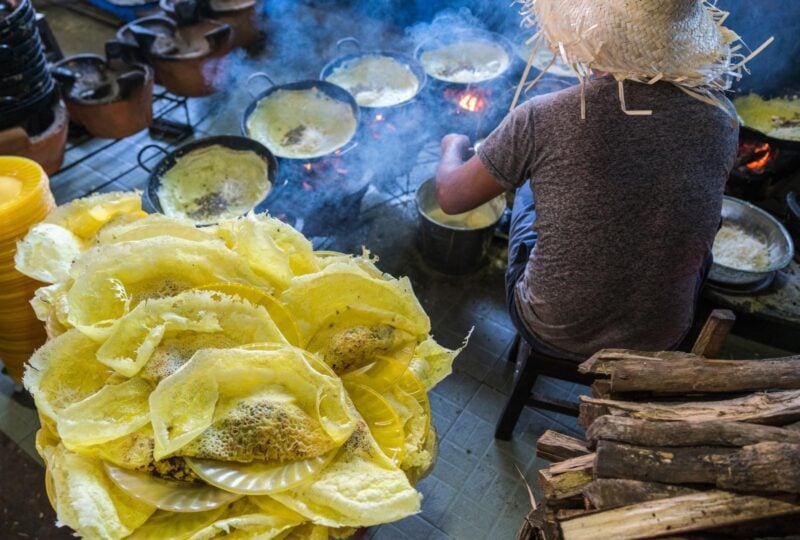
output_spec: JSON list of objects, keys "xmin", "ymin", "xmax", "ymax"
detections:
[{"xmin": 440, "ymin": 133, "xmax": 471, "ymax": 162}]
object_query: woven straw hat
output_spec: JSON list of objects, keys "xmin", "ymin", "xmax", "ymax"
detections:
[{"xmin": 513, "ymin": 0, "xmax": 772, "ymax": 116}]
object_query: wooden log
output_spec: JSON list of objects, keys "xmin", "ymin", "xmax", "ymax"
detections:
[
  {"xmin": 610, "ymin": 357, "xmax": 800, "ymax": 394},
  {"xmin": 590, "ymin": 379, "xmax": 612, "ymax": 399},
  {"xmin": 537, "ymin": 431, "xmax": 591, "ymax": 462},
  {"xmin": 559, "ymin": 490, "xmax": 800, "ymax": 540},
  {"xmin": 582, "ymin": 479, "xmax": 697, "ymax": 510},
  {"xmin": 579, "ymin": 349, "xmax": 694, "ymax": 375},
  {"xmin": 594, "ymin": 441, "xmax": 800, "ymax": 493},
  {"xmin": 538, "ymin": 453, "xmax": 595, "ymax": 501},
  {"xmin": 578, "ymin": 403, "xmax": 609, "ymax": 429},
  {"xmin": 580, "ymin": 390, "xmax": 800, "ymax": 425},
  {"xmin": 691, "ymin": 309, "xmax": 736, "ymax": 358},
  {"xmin": 516, "ymin": 505, "xmax": 558, "ymax": 540},
  {"xmin": 586, "ymin": 416, "xmax": 800, "ymax": 448}
]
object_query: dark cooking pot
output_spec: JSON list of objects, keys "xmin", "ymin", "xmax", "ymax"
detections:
[
  {"xmin": 0, "ymin": 2, "xmax": 36, "ymax": 46},
  {"xmin": 414, "ymin": 29, "xmax": 516, "ymax": 87},
  {"xmin": 0, "ymin": 33, "xmax": 43, "ymax": 75},
  {"xmin": 0, "ymin": 0, "xmax": 31, "ymax": 29},
  {"xmin": 319, "ymin": 36, "xmax": 427, "ymax": 110},
  {"xmin": 0, "ymin": 54, "xmax": 49, "ymax": 93},
  {"xmin": 139, "ymin": 135, "xmax": 279, "ymax": 217},
  {"xmin": 240, "ymin": 72, "xmax": 361, "ymax": 161},
  {"xmin": 0, "ymin": 78, "xmax": 56, "ymax": 132}
]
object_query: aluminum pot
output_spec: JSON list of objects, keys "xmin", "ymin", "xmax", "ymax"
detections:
[
  {"xmin": 241, "ymin": 72, "xmax": 360, "ymax": 161},
  {"xmin": 320, "ymin": 37, "xmax": 427, "ymax": 110},
  {"xmin": 709, "ymin": 196, "xmax": 795, "ymax": 285},
  {"xmin": 415, "ymin": 177, "xmax": 505, "ymax": 275},
  {"xmin": 139, "ymin": 135, "xmax": 279, "ymax": 217}
]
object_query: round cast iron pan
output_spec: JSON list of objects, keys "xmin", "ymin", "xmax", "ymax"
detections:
[
  {"xmin": 414, "ymin": 28, "xmax": 517, "ymax": 87},
  {"xmin": 319, "ymin": 36, "xmax": 427, "ymax": 109},
  {"xmin": 736, "ymin": 87, "xmax": 800, "ymax": 150},
  {"xmin": 240, "ymin": 72, "xmax": 361, "ymax": 161},
  {"xmin": 138, "ymin": 135, "xmax": 279, "ymax": 217}
]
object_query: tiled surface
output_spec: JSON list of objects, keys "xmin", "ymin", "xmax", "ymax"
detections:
[{"xmin": 4, "ymin": 3, "xmax": 797, "ymax": 539}]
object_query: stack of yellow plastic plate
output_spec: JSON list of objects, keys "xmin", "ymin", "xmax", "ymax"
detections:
[{"xmin": 0, "ymin": 156, "xmax": 55, "ymax": 382}]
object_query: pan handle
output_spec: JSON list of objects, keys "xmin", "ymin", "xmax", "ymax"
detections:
[
  {"xmin": 246, "ymin": 72, "xmax": 276, "ymax": 98},
  {"xmin": 137, "ymin": 144, "xmax": 170, "ymax": 173},
  {"xmin": 334, "ymin": 140, "xmax": 359, "ymax": 156},
  {"xmin": 336, "ymin": 37, "xmax": 361, "ymax": 53}
]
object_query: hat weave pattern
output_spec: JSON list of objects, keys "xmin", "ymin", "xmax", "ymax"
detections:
[{"xmin": 513, "ymin": 0, "xmax": 771, "ymax": 116}]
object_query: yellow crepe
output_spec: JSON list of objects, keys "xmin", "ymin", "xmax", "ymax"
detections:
[
  {"xmin": 157, "ymin": 145, "xmax": 271, "ymax": 225},
  {"xmin": 325, "ymin": 54, "xmax": 419, "ymax": 108},
  {"xmin": 149, "ymin": 347, "xmax": 357, "ymax": 460},
  {"xmin": 246, "ymin": 87, "xmax": 357, "ymax": 159}
]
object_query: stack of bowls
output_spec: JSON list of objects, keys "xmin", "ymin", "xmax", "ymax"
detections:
[
  {"xmin": 0, "ymin": 0, "xmax": 57, "ymax": 134},
  {"xmin": 0, "ymin": 156, "xmax": 55, "ymax": 382}
]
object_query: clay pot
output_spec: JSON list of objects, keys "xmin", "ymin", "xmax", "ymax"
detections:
[
  {"xmin": 53, "ymin": 55, "xmax": 154, "ymax": 139},
  {"xmin": 0, "ymin": 100, "xmax": 69, "ymax": 174},
  {"xmin": 160, "ymin": 0, "xmax": 262, "ymax": 49},
  {"xmin": 117, "ymin": 15, "xmax": 232, "ymax": 97}
]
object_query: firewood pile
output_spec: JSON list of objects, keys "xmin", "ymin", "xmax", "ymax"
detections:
[{"xmin": 519, "ymin": 348, "xmax": 800, "ymax": 540}]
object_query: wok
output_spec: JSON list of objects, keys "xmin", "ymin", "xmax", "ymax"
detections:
[
  {"xmin": 320, "ymin": 37, "xmax": 427, "ymax": 109},
  {"xmin": 414, "ymin": 29, "xmax": 516, "ymax": 86},
  {"xmin": 240, "ymin": 72, "xmax": 360, "ymax": 161},
  {"xmin": 735, "ymin": 89, "xmax": 800, "ymax": 151},
  {"xmin": 139, "ymin": 135, "xmax": 278, "ymax": 218}
]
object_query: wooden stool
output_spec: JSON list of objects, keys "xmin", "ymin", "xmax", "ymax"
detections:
[{"xmin": 494, "ymin": 309, "xmax": 736, "ymax": 441}]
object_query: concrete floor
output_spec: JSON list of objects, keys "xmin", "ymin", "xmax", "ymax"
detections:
[{"xmin": 3, "ymin": 2, "xmax": 797, "ymax": 539}]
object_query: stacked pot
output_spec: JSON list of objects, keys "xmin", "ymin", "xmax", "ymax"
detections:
[{"xmin": 0, "ymin": 0, "xmax": 67, "ymax": 174}]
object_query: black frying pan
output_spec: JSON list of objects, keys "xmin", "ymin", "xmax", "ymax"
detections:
[
  {"xmin": 138, "ymin": 135, "xmax": 279, "ymax": 218},
  {"xmin": 414, "ymin": 29, "xmax": 516, "ymax": 87},
  {"xmin": 736, "ymin": 88, "xmax": 800, "ymax": 152},
  {"xmin": 319, "ymin": 37, "xmax": 427, "ymax": 110},
  {"xmin": 240, "ymin": 72, "xmax": 361, "ymax": 161}
]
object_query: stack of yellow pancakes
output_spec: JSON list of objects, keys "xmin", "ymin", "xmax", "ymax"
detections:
[{"xmin": 0, "ymin": 156, "xmax": 55, "ymax": 382}]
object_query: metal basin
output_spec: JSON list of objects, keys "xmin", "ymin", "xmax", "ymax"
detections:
[
  {"xmin": 709, "ymin": 196, "xmax": 795, "ymax": 285},
  {"xmin": 416, "ymin": 178, "xmax": 505, "ymax": 275}
]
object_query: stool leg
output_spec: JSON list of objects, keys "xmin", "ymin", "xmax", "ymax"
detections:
[
  {"xmin": 505, "ymin": 334, "xmax": 521, "ymax": 363},
  {"xmin": 495, "ymin": 342, "xmax": 539, "ymax": 441}
]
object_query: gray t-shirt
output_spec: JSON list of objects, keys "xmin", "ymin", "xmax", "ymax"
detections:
[{"xmin": 478, "ymin": 77, "xmax": 739, "ymax": 356}]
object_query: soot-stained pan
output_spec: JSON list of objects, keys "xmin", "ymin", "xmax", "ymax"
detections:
[
  {"xmin": 319, "ymin": 37, "xmax": 427, "ymax": 109},
  {"xmin": 414, "ymin": 29, "xmax": 517, "ymax": 86},
  {"xmin": 138, "ymin": 135, "xmax": 279, "ymax": 216},
  {"xmin": 240, "ymin": 72, "xmax": 361, "ymax": 161}
]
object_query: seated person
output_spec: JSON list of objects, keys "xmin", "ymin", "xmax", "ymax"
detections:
[{"xmin": 435, "ymin": 0, "xmax": 749, "ymax": 357}]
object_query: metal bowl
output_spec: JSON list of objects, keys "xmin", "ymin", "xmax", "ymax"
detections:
[{"xmin": 709, "ymin": 196, "xmax": 795, "ymax": 285}]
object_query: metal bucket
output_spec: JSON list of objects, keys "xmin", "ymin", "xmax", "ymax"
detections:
[{"xmin": 416, "ymin": 178, "xmax": 505, "ymax": 275}]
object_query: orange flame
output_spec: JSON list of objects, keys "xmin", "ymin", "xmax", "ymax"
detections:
[
  {"xmin": 375, "ymin": 113, "xmax": 385, "ymax": 122},
  {"xmin": 745, "ymin": 143, "xmax": 776, "ymax": 172},
  {"xmin": 458, "ymin": 93, "xmax": 485, "ymax": 112},
  {"xmin": 303, "ymin": 163, "xmax": 312, "ymax": 172}
]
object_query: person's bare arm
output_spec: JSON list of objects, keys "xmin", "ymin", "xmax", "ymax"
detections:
[{"xmin": 435, "ymin": 134, "xmax": 506, "ymax": 215}]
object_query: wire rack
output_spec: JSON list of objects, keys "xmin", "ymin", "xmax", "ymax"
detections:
[{"xmin": 51, "ymin": 90, "xmax": 194, "ymax": 186}]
